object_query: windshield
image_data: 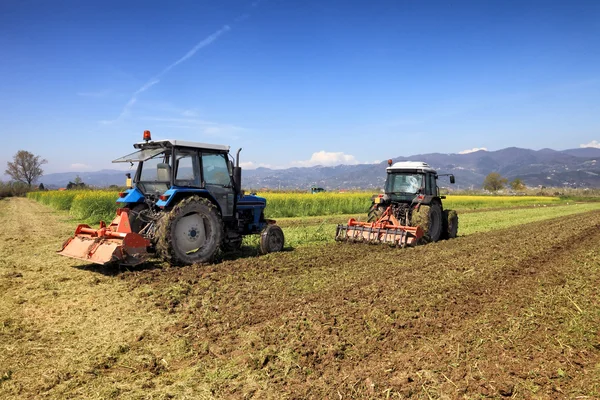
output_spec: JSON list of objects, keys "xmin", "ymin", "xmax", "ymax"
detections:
[
  {"xmin": 112, "ymin": 148, "xmax": 165, "ymax": 163},
  {"xmin": 385, "ymin": 173, "xmax": 424, "ymax": 194},
  {"xmin": 135, "ymin": 151, "xmax": 171, "ymax": 194}
]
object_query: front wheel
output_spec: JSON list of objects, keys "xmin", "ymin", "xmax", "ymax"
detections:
[
  {"xmin": 260, "ymin": 225, "xmax": 285, "ymax": 254},
  {"xmin": 367, "ymin": 204, "xmax": 385, "ymax": 222},
  {"xmin": 156, "ymin": 196, "xmax": 223, "ymax": 265},
  {"xmin": 444, "ymin": 209, "xmax": 459, "ymax": 239}
]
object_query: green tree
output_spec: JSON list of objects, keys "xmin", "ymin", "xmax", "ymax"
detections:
[
  {"xmin": 510, "ymin": 178, "xmax": 526, "ymax": 191},
  {"xmin": 66, "ymin": 176, "xmax": 87, "ymax": 190},
  {"xmin": 483, "ymin": 172, "xmax": 508, "ymax": 192},
  {"xmin": 5, "ymin": 150, "xmax": 47, "ymax": 186}
]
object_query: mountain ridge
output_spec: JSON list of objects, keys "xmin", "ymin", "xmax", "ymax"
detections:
[{"xmin": 19, "ymin": 146, "xmax": 600, "ymax": 189}]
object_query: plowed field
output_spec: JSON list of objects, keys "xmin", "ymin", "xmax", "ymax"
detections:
[{"xmin": 1, "ymin": 198, "xmax": 600, "ymax": 399}]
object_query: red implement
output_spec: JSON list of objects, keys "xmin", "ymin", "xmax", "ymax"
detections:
[
  {"xmin": 58, "ymin": 208, "xmax": 150, "ymax": 265},
  {"xmin": 335, "ymin": 206, "xmax": 424, "ymax": 247}
]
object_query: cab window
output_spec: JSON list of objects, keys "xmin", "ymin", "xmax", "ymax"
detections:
[
  {"xmin": 175, "ymin": 151, "xmax": 200, "ymax": 187},
  {"xmin": 387, "ymin": 173, "xmax": 423, "ymax": 194},
  {"xmin": 202, "ymin": 153, "xmax": 231, "ymax": 186}
]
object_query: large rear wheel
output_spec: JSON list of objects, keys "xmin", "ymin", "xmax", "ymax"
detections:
[
  {"xmin": 156, "ymin": 196, "xmax": 223, "ymax": 265},
  {"xmin": 411, "ymin": 202, "xmax": 443, "ymax": 243}
]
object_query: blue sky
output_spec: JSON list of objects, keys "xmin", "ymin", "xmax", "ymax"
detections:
[{"xmin": 1, "ymin": 0, "xmax": 599, "ymax": 175}]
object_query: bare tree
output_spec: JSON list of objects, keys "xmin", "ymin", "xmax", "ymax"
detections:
[{"xmin": 5, "ymin": 150, "xmax": 47, "ymax": 186}]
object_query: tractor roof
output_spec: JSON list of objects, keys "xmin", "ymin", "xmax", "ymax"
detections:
[
  {"xmin": 387, "ymin": 161, "xmax": 437, "ymax": 173},
  {"xmin": 133, "ymin": 139, "xmax": 230, "ymax": 152},
  {"xmin": 113, "ymin": 140, "xmax": 230, "ymax": 163}
]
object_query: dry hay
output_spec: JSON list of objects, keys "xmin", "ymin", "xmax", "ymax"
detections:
[
  {"xmin": 410, "ymin": 205, "xmax": 430, "ymax": 241},
  {"xmin": 447, "ymin": 209, "xmax": 458, "ymax": 221}
]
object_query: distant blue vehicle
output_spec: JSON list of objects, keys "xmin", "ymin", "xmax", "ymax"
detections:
[{"xmin": 59, "ymin": 130, "xmax": 284, "ymax": 266}]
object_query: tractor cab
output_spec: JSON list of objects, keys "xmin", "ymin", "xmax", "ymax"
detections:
[
  {"xmin": 383, "ymin": 161, "xmax": 454, "ymax": 201},
  {"xmin": 112, "ymin": 136, "xmax": 237, "ymax": 218}
]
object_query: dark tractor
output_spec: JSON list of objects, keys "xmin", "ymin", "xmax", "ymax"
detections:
[{"xmin": 336, "ymin": 161, "xmax": 457, "ymax": 246}]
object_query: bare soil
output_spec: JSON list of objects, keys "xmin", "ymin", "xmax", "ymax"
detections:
[{"xmin": 1, "ymin": 197, "xmax": 600, "ymax": 399}]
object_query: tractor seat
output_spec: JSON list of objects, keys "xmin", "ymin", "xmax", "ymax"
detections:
[{"xmin": 157, "ymin": 163, "xmax": 171, "ymax": 181}]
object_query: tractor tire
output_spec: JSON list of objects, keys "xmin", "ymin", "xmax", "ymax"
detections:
[
  {"xmin": 445, "ymin": 209, "xmax": 458, "ymax": 239},
  {"xmin": 367, "ymin": 204, "xmax": 385, "ymax": 222},
  {"xmin": 259, "ymin": 225, "xmax": 285, "ymax": 254},
  {"xmin": 156, "ymin": 196, "xmax": 223, "ymax": 265},
  {"xmin": 411, "ymin": 203, "xmax": 443, "ymax": 243}
]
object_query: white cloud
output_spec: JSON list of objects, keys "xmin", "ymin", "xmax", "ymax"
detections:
[
  {"xmin": 458, "ymin": 147, "xmax": 488, "ymax": 154},
  {"xmin": 181, "ymin": 109, "xmax": 199, "ymax": 117},
  {"xmin": 580, "ymin": 140, "xmax": 600, "ymax": 149},
  {"xmin": 292, "ymin": 151, "xmax": 360, "ymax": 167},
  {"xmin": 70, "ymin": 163, "xmax": 91, "ymax": 170}
]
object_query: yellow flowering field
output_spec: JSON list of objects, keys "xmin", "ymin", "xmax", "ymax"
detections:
[{"xmin": 28, "ymin": 190, "xmax": 563, "ymax": 221}]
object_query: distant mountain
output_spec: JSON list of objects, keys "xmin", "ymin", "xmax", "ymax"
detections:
[
  {"xmin": 33, "ymin": 147, "xmax": 600, "ymax": 190},
  {"xmin": 241, "ymin": 147, "xmax": 600, "ymax": 190},
  {"xmin": 36, "ymin": 169, "xmax": 130, "ymax": 188}
]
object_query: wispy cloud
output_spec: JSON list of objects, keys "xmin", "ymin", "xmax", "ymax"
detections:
[
  {"xmin": 77, "ymin": 89, "xmax": 112, "ymax": 98},
  {"xmin": 458, "ymin": 147, "xmax": 487, "ymax": 154},
  {"xmin": 141, "ymin": 116, "xmax": 245, "ymax": 138},
  {"xmin": 580, "ymin": 140, "xmax": 600, "ymax": 149},
  {"xmin": 160, "ymin": 25, "xmax": 230, "ymax": 77},
  {"xmin": 70, "ymin": 163, "xmax": 91, "ymax": 170},
  {"xmin": 181, "ymin": 109, "xmax": 199, "ymax": 117},
  {"xmin": 101, "ymin": 25, "xmax": 231, "ymax": 124}
]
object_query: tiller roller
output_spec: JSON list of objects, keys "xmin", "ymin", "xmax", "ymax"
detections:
[
  {"xmin": 335, "ymin": 206, "xmax": 424, "ymax": 247},
  {"xmin": 58, "ymin": 208, "xmax": 150, "ymax": 266}
]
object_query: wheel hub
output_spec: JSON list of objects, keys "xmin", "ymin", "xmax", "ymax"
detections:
[{"xmin": 174, "ymin": 213, "xmax": 206, "ymax": 253}]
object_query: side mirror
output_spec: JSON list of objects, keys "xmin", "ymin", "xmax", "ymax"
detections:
[
  {"xmin": 233, "ymin": 166, "xmax": 242, "ymax": 194},
  {"xmin": 450, "ymin": 175, "xmax": 455, "ymax": 184}
]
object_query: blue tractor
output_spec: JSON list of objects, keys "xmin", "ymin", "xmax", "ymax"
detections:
[{"xmin": 58, "ymin": 131, "xmax": 284, "ymax": 266}]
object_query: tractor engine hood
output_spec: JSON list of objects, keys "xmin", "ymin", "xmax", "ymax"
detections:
[{"xmin": 238, "ymin": 193, "xmax": 267, "ymax": 206}]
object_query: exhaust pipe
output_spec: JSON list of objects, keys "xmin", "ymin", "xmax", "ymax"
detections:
[{"xmin": 234, "ymin": 148, "xmax": 242, "ymax": 194}]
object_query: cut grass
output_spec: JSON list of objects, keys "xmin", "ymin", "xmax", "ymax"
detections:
[
  {"xmin": 0, "ymin": 199, "xmax": 181, "ymax": 400},
  {"xmin": 270, "ymin": 203, "xmax": 600, "ymax": 248},
  {"xmin": 2, "ymin": 198, "xmax": 600, "ymax": 398}
]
